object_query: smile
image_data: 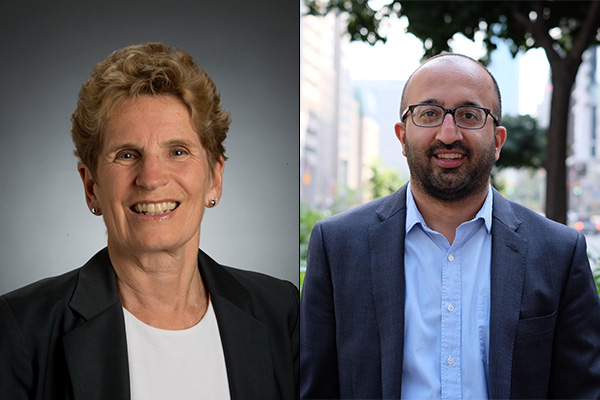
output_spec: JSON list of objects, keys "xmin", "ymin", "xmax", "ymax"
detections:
[
  {"xmin": 435, "ymin": 153, "xmax": 464, "ymax": 159},
  {"xmin": 131, "ymin": 201, "xmax": 179, "ymax": 216}
]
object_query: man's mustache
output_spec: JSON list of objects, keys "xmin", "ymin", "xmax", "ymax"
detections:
[{"xmin": 426, "ymin": 141, "xmax": 471, "ymax": 157}]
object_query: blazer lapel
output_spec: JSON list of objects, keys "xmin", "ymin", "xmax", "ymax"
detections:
[
  {"xmin": 63, "ymin": 248, "xmax": 130, "ymax": 400},
  {"xmin": 197, "ymin": 251, "xmax": 278, "ymax": 400},
  {"xmin": 368, "ymin": 185, "xmax": 408, "ymax": 399},
  {"xmin": 488, "ymin": 190, "xmax": 527, "ymax": 399}
]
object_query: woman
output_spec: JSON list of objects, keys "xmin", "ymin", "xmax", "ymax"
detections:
[{"xmin": 0, "ymin": 43, "xmax": 298, "ymax": 400}]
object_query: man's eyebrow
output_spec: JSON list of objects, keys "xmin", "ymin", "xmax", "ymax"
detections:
[{"xmin": 418, "ymin": 99, "xmax": 483, "ymax": 108}]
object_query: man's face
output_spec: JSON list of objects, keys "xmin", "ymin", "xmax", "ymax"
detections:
[{"xmin": 395, "ymin": 57, "xmax": 506, "ymax": 202}]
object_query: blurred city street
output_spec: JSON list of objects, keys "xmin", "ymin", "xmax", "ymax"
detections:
[{"xmin": 587, "ymin": 233, "xmax": 600, "ymax": 266}]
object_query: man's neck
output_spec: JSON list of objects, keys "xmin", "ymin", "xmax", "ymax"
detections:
[{"xmin": 410, "ymin": 182, "xmax": 489, "ymax": 245}]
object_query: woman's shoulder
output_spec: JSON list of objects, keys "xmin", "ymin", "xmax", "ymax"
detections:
[
  {"xmin": 2, "ymin": 268, "xmax": 81, "ymax": 313},
  {"xmin": 198, "ymin": 249, "xmax": 298, "ymax": 306},
  {"xmin": 0, "ymin": 267, "xmax": 83, "ymax": 343},
  {"xmin": 220, "ymin": 265, "xmax": 299, "ymax": 305}
]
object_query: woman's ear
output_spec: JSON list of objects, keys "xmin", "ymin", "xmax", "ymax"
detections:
[
  {"xmin": 206, "ymin": 155, "xmax": 225, "ymax": 206},
  {"xmin": 78, "ymin": 161, "xmax": 99, "ymax": 212}
]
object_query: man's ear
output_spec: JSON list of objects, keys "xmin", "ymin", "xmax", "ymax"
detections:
[
  {"xmin": 395, "ymin": 122, "xmax": 407, "ymax": 156},
  {"xmin": 494, "ymin": 125, "xmax": 507, "ymax": 161},
  {"xmin": 78, "ymin": 161, "xmax": 99, "ymax": 212}
]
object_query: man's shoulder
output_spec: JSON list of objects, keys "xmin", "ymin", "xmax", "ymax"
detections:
[
  {"xmin": 494, "ymin": 194, "xmax": 580, "ymax": 241},
  {"xmin": 317, "ymin": 186, "xmax": 407, "ymax": 231}
]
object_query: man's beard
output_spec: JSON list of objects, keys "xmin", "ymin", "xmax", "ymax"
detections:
[{"xmin": 405, "ymin": 139, "xmax": 496, "ymax": 203}]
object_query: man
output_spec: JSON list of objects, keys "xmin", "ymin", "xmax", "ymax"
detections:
[{"xmin": 300, "ymin": 53, "xmax": 600, "ymax": 399}]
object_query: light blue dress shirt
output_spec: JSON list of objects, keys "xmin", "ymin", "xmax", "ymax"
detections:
[{"xmin": 401, "ymin": 183, "xmax": 492, "ymax": 400}]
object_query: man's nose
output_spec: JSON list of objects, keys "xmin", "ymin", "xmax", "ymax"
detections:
[{"xmin": 435, "ymin": 112, "xmax": 463, "ymax": 144}]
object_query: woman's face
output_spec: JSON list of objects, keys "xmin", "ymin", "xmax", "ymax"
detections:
[{"xmin": 79, "ymin": 95, "xmax": 223, "ymax": 255}]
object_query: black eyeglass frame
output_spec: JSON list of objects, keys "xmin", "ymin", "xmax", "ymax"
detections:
[{"xmin": 401, "ymin": 104, "xmax": 499, "ymax": 130}]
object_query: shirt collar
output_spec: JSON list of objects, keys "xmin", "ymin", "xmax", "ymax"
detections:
[{"xmin": 405, "ymin": 182, "xmax": 493, "ymax": 234}]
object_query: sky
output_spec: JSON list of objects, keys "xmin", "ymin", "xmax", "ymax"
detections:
[{"xmin": 345, "ymin": 15, "xmax": 551, "ymax": 117}]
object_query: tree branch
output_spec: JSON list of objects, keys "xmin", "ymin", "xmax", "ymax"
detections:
[
  {"xmin": 567, "ymin": 0, "xmax": 600, "ymax": 73},
  {"xmin": 525, "ymin": 1, "xmax": 564, "ymax": 66}
]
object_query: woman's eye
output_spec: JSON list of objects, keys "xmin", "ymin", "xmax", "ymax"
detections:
[
  {"xmin": 118, "ymin": 152, "xmax": 136, "ymax": 160},
  {"xmin": 172, "ymin": 149, "xmax": 188, "ymax": 157}
]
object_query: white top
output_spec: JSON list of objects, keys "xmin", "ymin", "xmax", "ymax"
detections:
[{"xmin": 123, "ymin": 299, "xmax": 231, "ymax": 400}]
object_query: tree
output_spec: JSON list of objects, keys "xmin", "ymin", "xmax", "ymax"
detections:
[
  {"xmin": 305, "ymin": 0, "xmax": 600, "ymax": 223},
  {"xmin": 300, "ymin": 204, "xmax": 330, "ymax": 271},
  {"xmin": 496, "ymin": 114, "xmax": 546, "ymax": 170},
  {"xmin": 490, "ymin": 115, "xmax": 546, "ymax": 197},
  {"xmin": 368, "ymin": 158, "xmax": 407, "ymax": 199}
]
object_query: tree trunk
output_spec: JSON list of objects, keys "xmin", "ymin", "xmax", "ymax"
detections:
[{"xmin": 544, "ymin": 67, "xmax": 577, "ymax": 224}]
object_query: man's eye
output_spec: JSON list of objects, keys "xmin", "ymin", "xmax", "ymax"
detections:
[
  {"xmin": 420, "ymin": 108, "xmax": 441, "ymax": 118},
  {"xmin": 462, "ymin": 112, "xmax": 479, "ymax": 121},
  {"xmin": 117, "ymin": 152, "xmax": 137, "ymax": 161}
]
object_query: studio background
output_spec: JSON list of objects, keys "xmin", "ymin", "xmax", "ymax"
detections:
[{"xmin": 0, "ymin": 0, "xmax": 299, "ymax": 294}]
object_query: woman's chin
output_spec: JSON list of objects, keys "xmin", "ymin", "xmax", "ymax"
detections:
[{"xmin": 110, "ymin": 234, "xmax": 198, "ymax": 255}]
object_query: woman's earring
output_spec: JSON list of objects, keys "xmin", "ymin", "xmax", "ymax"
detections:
[
  {"xmin": 209, "ymin": 199, "xmax": 217, "ymax": 207},
  {"xmin": 91, "ymin": 207, "xmax": 99, "ymax": 215}
]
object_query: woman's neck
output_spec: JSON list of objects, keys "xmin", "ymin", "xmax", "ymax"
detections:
[{"xmin": 108, "ymin": 242, "xmax": 208, "ymax": 330}]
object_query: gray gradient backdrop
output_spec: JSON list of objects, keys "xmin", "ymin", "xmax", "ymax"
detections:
[{"xmin": 0, "ymin": 0, "xmax": 299, "ymax": 294}]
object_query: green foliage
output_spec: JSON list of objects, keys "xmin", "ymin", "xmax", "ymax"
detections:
[
  {"xmin": 305, "ymin": 0, "xmax": 387, "ymax": 44},
  {"xmin": 306, "ymin": 1, "xmax": 600, "ymax": 63},
  {"xmin": 388, "ymin": 1, "xmax": 598, "ymax": 63},
  {"xmin": 332, "ymin": 186, "xmax": 362, "ymax": 214},
  {"xmin": 496, "ymin": 115, "xmax": 546, "ymax": 170},
  {"xmin": 594, "ymin": 267, "xmax": 600, "ymax": 297},
  {"xmin": 591, "ymin": 254, "xmax": 600, "ymax": 297},
  {"xmin": 368, "ymin": 158, "xmax": 407, "ymax": 199},
  {"xmin": 300, "ymin": 204, "xmax": 330, "ymax": 271},
  {"xmin": 300, "ymin": 270, "xmax": 306, "ymax": 294}
]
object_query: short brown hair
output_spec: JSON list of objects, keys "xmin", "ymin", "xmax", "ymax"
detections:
[{"xmin": 71, "ymin": 42, "xmax": 230, "ymax": 176}]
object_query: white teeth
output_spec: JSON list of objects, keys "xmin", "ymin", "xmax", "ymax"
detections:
[
  {"xmin": 437, "ymin": 153, "xmax": 463, "ymax": 159},
  {"xmin": 133, "ymin": 201, "xmax": 178, "ymax": 215}
]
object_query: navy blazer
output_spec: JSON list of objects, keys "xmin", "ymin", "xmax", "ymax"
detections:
[
  {"xmin": 1, "ymin": 248, "xmax": 299, "ymax": 400},
  {"xmin": 300, "ymin": 185, "xmax": 600, "ymax": 399}
]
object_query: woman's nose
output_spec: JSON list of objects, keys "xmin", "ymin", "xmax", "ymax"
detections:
[{"xmin": 135, "ymin": 155, "xmax": 169, "ymax": 190}]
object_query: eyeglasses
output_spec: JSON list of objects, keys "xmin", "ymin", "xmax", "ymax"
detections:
[{"xmin": 401, "ymin": 104, "xmax": 499, "ymax": 130}]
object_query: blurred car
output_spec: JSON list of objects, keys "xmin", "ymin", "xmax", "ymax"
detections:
[{"xmin": 573, "ymin": 218, "xmax": 600, "ymax": 235}]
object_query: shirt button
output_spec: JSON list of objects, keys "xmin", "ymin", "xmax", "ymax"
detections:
[
  {"xmin": 447, "ymin": 254, "xmax": 454, "ymax": 262},
  {"xmin": 447, "ymin": 356, "xmax": 455, "ymax": 365},
  {"xmin": 447, "ymin": 304, "xmax": 455, "ymax": 312}
]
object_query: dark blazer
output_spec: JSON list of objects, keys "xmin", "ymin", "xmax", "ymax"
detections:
[
  {"xmin": 0, "ymin": 248, "xmax": 299, "ymax": 400},
  {"xmin": 300, "ymin": 184, "xmax": 600, "ymax": 399}
]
